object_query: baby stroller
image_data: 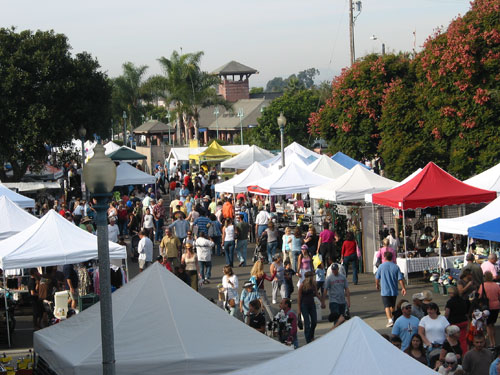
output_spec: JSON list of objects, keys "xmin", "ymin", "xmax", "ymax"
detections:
[{"xmin": 253, "ymin": 232, "xmax": 268, "ymax": 263}]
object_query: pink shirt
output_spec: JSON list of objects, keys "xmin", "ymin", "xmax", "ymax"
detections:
[
  {"xmin": 376, "ymin": 247, "xmax": 397, "ymax": 263},
  {"xmin": 479, "ymin": 282, "xmax": 500, "ymax": 310},
  {"xmin": 481, "ymin": 261, "xmax": 497, "ymax": 277},
  {"xmin": 319, "ymin": 229, "xmax": 335, "ymax": 243}
]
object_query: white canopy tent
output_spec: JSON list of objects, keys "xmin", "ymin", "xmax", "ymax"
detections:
[
  {"xmin": 115, "ymin": 162, "xmax": 156, "ymax": 187},
  {"xmin": 438, "ymin": 195, "xmax": 500, "ymax": 235},
  {"xmin": 227, "ymin": 317, "xmax": 436, "ymax": 375},
  {"xmin": 310, "ymin": 164, "xmax": 397, "ymax": 202},
  {"xmin": 34, "ymin": 263, "xmax": 290, "ymax": 375},
  {"xmin": 284, "ymin": 141, "xmax": 319, "ymax": 160},
  {"xmin": 0, "ymin": 196, "xmax": 39, "ymax": 241},
  {"xmin": 248, "ymin": 162, "xmax": 332, "ymax": 196},
  {"xmin": 266, "ymin": 152, "xmax": 315, "ymax": 172},
  {"xmin": 84, "ymin": 141, "xmax": 121, "ymax": 159},
  {"xmin": 221, "ymin": 145, "xmax": 274, "ymax": 169},
  {"xmin": 215, "ymin": 162, "xmax": 271, "ymax": 194},
  {"xmin": 167, "ymin": 145, "xmax": 250, "ymax": 164},
  {"xmin": 308, "ymin": 154, "xmax": 349, "ymax": 179},
  {"xmin": 0, "ymin": 210, "xmax": 126, "ymax": 270},
  {"xmin": 0, "ymin": 182, "xmax": 35, "ymax": 208},
  {"xmin": 465, "ymin": 162, "xmax": 500, "ymax": 193}
]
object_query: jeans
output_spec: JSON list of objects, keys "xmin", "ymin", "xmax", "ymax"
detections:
[
  {"xmin": 292, "ymin": 251, "xmax": 300, "ymax": 272},
  {"xmin": 224, "ymin": 241, "xmax": 235, "ymax": 266},
  {"xmin": 257, "ymin": 224, "xmax": 267, "ymax": 237},
  {"xmin": 155, "ymin": 218, "xmax": 164, "ymax": 241},
  {"xmin": 118, "ymin": 219, "xmax": 127, "ymax": 236},
  {"xmin": 343, "ymin": 253, "xmax": 358, "ymax": 284},
  {"xmin": 212, "ymin": 236, "xmax": 222, "ymax": 256},
  {"xmin": 301, "ymin": 302, "xmax": 317, "ymax": 343},
  {"xmin": 200, "ymin": 261, "xmax": 212, "ymax": 280},
  {"xmin": 236, "ymin": 239, "xmax": 248, "ymax": 266},
  {"xmin": 267, "ymin": 241, "xmax": 277, "ymax": 263}
]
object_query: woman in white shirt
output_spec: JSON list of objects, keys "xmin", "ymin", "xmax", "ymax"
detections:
[
  {"xmin": 142, "ymin": 208, "xmax": 154, "ymax": 241},
  {"xmin": 222, "ymin": 265, "xmax": 239, "ymax": 316},
  {"xmin": 419, "ymin": 302, "xmax": 450, "ymax": 368},
  {"xmin": 222, "ymin": 218, "xmax": 235, "ymax": 267},
  {"xmin": 282, "ymin": 227, "xmax": 292, "ymax": 263}
]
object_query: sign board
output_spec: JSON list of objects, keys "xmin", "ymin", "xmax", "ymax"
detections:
[{"xmin": 336, "ymin": 204, "xmax": 349, "ymax": 216}]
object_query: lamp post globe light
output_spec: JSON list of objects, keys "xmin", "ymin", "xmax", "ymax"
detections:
[
  {"xmin": 213, "ymin": 106, "xmax": 220, "ymax": 140},
  {"xmin": 277, "ymin": 112, "xmax": 286, "ymax": 169},
  {"xmin": 82, "ymin": 142, "xmax": 117, "ymax": 375}
]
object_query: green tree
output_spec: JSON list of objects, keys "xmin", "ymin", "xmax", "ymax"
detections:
[
  {"xmin": 249, "ymin": 87, "xmax": 264, "ymax": 94},
  {"xmin": 0, "ymin": 28, "xmax": 111, "ymax": 181},
  {"xmin": 247, "ymin": 89, "xmax": 321, "ymax": 150},
  {"xmin": 265, "ymin": 68, "xmax": 320, "ymax": 92}
]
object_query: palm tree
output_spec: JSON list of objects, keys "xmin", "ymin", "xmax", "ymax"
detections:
[{"xmin": 112, "ymin": 62, "xmax": 149, "ymax": 129}]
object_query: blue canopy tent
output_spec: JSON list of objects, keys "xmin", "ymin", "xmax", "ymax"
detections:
[
  {"xmin": 331, "ymin": 152, "xmax": 369, "ymax": 170},
  {"xmin": 468, "ymin": 217, "xmax": 500, "ymax": 242}
]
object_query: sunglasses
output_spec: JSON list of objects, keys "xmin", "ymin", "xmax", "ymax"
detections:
[
  {"xmin": 403, "ymin": 306, "xmax": 412, "ymax": 309},
  {"xmin": 445, "ymin": 362, "xmax": 456, "ymax": 366}
]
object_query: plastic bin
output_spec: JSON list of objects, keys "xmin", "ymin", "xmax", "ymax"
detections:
[{"xmin": 78, "ymin": 293, "xmax": 99, "ymax": 312}]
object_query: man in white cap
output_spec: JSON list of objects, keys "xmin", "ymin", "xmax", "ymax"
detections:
[{"xmin": 411, "ymin": 292, "xmax": 426, "ymax": 319}]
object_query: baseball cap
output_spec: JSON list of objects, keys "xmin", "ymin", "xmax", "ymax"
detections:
[
  {"xmin": 401, "ymin": 302, "xmax": 412, "ymax": 309},
  {"xmin": 301, "ymin": 244, "xmax": 308, "ymax": 251},
  {"xmin": 244, "ymin": 281, "xmax": 254, "ymax": 288},
  {"xmin": 331, "ymin": 263, "xmax": 339, "ymax": 270},
  {"xmin": 412, "ymin": 292, "xmax": 425, "ymax": 301}
]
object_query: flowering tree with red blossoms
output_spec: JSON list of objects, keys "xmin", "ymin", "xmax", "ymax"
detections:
[{"xmin": 310, "ymin": 0, "xmax": 500, "ymax": 180}]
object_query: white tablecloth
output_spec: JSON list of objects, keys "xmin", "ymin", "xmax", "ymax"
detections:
[{"xmin": 396, "ymin": 255, "xmax": 464, "ymax": 274}]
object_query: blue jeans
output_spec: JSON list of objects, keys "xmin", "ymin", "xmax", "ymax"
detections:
[
  {"xmin": 300, "ymin": 302, "xmax": 317, "ymax": 343},
  {"xmin": 212, "ymin": 236, "xmax": 222, "ymax": 256},
  {"xmin": 200, "ymin": 261, "xmax": 212, "ymax": 280},
  {"xmin": 236, "ymin": 239, "xmax": 248, "ymax": 266},
  {"xmin": 343, "ymin": 253, "xmax": 358, "ymax": 284},
  {"xmin": 267, "ymin": 241, "xmax": 277, "ymax": 263},
  {"xmin": 155, "ymin": 218, "xmax": 164, "ymax": 241},
  {"xmin": 257, "ymin": 224, "xmax": 267, "ymax": 237},
  {"xmin": 292, "ymin": 251, "xmax": 300, "ymax": 272},
  {"xmin": 224, "ymin": 241, "xmax": 235, "ymax": 266}
]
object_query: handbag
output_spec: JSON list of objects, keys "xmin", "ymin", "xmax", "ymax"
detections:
[
  {"xmin": 297, "ymin": 315, "xmax": 303, "ymax": 330},
  {"xmin": 356, "ymin": 244, "xmax": 361, "ymax": 258},
  {"xmin": 477, "ymin": 282, "xmax": 489, "ymax": 311}
]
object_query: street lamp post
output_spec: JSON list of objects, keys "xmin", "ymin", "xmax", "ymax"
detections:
[
  {"xmin": 122, "ymin": 111, "xmax": 127, "ymax": 146},
  {"xmin": 79, "ymin": 126, "xmax": 87, "ymax": 200},
  {"xmin": 370, "ymin": 35, "xmax": 386, "ymax": 56},
  {"xmin": 277, "ymin": 112, "xmax": 286, "ymax": 169},
  {"xmin": 213, "ymin": 106, "xmax": 220, "ymax": 140},
  {"xmin": 237, "ymin": 108, "xmax": 244, "ymax": 145},
  {"xmin": 83, "ymin": 141, "xmax": 117, "ymax": 375},
  {"xmin": 166, "ymin": 112, "xmax": 171, "ymax": 145}
]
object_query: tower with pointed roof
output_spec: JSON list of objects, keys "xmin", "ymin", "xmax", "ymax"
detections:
[{"xmin": 212, "ymin": 61, "xmax": 258, "ymax": 102}]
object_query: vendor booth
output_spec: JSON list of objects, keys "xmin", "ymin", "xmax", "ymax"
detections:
[
  {"xmin": 266, "ymin": 152, "xmax": 315, "ymax": 172},
  {"xmin": 308, "ymin": 154, "xmax": 348, "ymax": 179},
  {"xmin": 107, "ymin": 146, "xmax": 147, "ymax": 161},
  {"xmin": 464, "ymin": 161, "xmax": 500, "ymax": 193},
  {"xmin": 331, "ymin": 152, "xmax": 368, "ymax": 170},
  {"xmin": 220, "ymin": 145, "xmax": 274, "ymax": 170},
  {"xmin": 189, "ymin": 140, "xmax": 237, "ymax": 163},
  {"xmin": 0, "ymin": 196, "xmax": 38, "ymax": 240},
  {"xmin": 0, "ymin": 183, "xmax": 35, "ymax": 208},
  {"xmin": 370, "ymin": 162, "xmax": 497, "ymax": 279},
  {"xmin": 248, "ymin": 162, "xmax": 331, "ymax": 196},
  {"xmin": 0, "ymin": 210, "xmax": 127, "ymax": 346},
  {"xmin": 215, "ymin": 162, "xmax": 271, "ymax": 194},
  {"xmin": 469, "ymin": 217, "xmax": 500, "ymax": 243},
  {"xmin": 114, "ymin": 162, "xmax": 156, "ymax": 187},
  {"xmin": 227, "ymin": 317, "xmax": 435, "ymax": 375},
  {"xmin": 34, "ymin": 263, "xmax": 290, "ymax": 375}
]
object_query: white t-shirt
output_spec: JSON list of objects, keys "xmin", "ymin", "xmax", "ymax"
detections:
[
  {"xmin": 222, "ymin": 274, "xmax": 239, "ymax": 301},
  {"xmin": 73, "ymin": 205, "xmax": 84, "ymax": 216},
  {"xmin": 108, "ymin": 224, "xmax": 119, "ymax": 243},
  {"xmin": 418, "ymin": 315, "xmax": 449, "ymax": 345},
  {"xmin": 195, "ymin": 237, "xmax": 214, "ymax": 262},
  {"xmin": 138, "ymin": 237, "xmax": 153, "ymax": 261},
  {"xmin": 386, "ymin": 235, "xmax": 399, "ymax": 251},
  {"xmin": 224, "ymin": 225, "xmax": 235, "ymax": 241},
  {"xmin": 143, "ymin": 214, "xmax": 154, "ymax": 229},
  {"xmin": 255, "ymin": 211, "xmax": 270, "ymax": 225}
]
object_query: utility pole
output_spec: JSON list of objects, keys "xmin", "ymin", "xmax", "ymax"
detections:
[
  {"xmin": 349, "ymin": 0, "xmax": 355, "ymax": 66},
  {"xmin": 349, "ymin": 1, "xmax": 362, "ymax": 66}
]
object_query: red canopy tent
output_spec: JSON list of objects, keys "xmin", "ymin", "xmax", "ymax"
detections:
[
  {"xmin": 372, "ymin": 162, "xmax": 497, "ymax": 209},
  {"xmin": 371, "ymin": 162, "xmax": 497, "ymax": 281}
]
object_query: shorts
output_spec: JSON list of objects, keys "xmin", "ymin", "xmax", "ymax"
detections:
[
  {"xmin": 381, "ymin": 295, "xmax": 397, "ymax": 309},
  {"xmin": 488, "ymin": 309, "xmax": 499, "ymax": 325},
  {"xmin": 70, "ymin": 289, "xmax": 79, "ymax": 301},
  {"xmin": 139, "ymin": 260, "xmax": 151, "ymax": 270}
]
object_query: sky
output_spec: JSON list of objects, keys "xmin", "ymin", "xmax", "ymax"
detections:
[{"xmin": 1, "ymin": 0, "xmax": 471, "ymax": 88}]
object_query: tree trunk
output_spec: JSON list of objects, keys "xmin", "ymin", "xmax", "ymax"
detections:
[{"xmin": 182, "ymin": 113, "xmax": 189, "ymax": 144}]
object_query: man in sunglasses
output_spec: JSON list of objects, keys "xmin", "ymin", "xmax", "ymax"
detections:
[{"xmin": 391, "ymin": 301, "xmax": 419, "ymax": 351}]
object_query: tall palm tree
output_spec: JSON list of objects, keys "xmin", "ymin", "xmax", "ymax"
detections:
[{"xmin": 112, "ymin": 62, "xmax": 149, "ymax": 129}]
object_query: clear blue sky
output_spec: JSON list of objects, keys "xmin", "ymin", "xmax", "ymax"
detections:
[{"xmin": 1, "ymin": 0, "xmax": 471, "ymax": 87}]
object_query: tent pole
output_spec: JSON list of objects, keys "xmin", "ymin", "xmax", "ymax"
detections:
[
  {"xmin": 372, "ymin": 203, "xmax": 377, "ymax": 272},
  {"xmin": 3, "ymin": 273, "xmax": 11, "ymax": 347},
  {"xmin": 124, "ymin": 257, "xmax": 129, "ymax": 283},
  {"xmin": 490, "ymin": 240, "xmax": 492, "ymax": 255},
  {"xmin": 402, "ymin": 210, "xmax": 409, "ymax": 284},
  {"xmin": 438, "ymin": 231, "xmax": 442, "ymax": 275}
]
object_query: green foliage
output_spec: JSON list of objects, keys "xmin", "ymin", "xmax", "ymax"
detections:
[
  {"xmin": 249, "ymin": 87, "xmax": 264, "ymax": 94},
  {"xmin": 0, "ymin": 28, "xmax": 111, "ymax": 181},
  {"xmin": 246, "ymin": 89, "xmax": 321, "ymax": 150},
  {"xmin": 309, "ymin": 0, "xmax": 500, "ymax": 180}
]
